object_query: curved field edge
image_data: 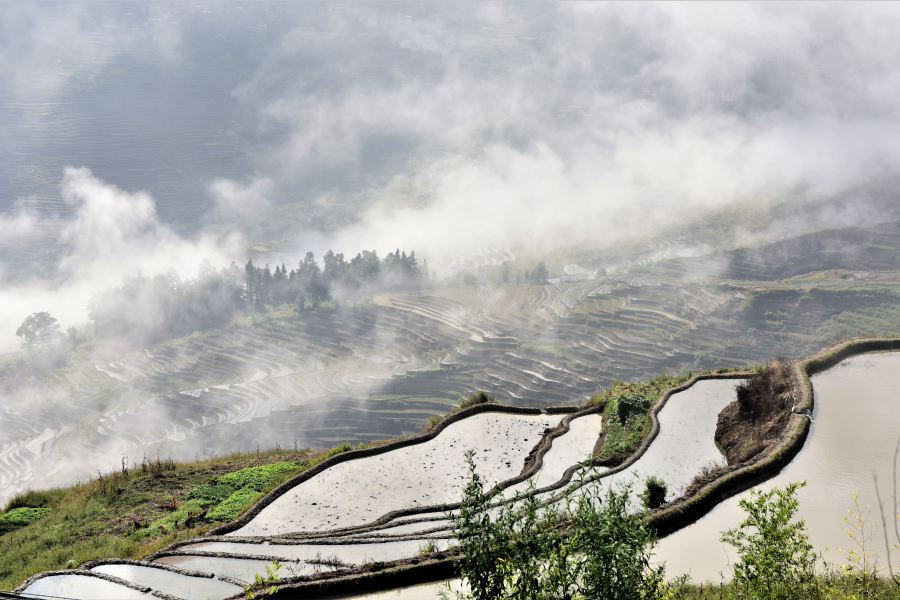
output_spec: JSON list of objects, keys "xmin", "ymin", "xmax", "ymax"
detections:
[{"xmin": 647, "ymin": 336, "xmax": 900, "ymax": 537}]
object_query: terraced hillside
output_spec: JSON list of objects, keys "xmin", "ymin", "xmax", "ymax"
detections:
[
  {"xmin": 6, "ymin": 225, "xmax": 900, "ymax": 502},
  {"xmin": 12, "ymin": 374, "xmax": 756, "ymax": 599}
]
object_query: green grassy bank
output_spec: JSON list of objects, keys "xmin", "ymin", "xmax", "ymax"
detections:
[{"xmin": 0, "ymin": 441, "xmax": 367, "ymax": 590}]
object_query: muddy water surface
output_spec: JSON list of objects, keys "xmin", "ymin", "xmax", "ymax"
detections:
[{"xmin": 655, "ymin": 351, "xmax": 900, "ymax": 582}]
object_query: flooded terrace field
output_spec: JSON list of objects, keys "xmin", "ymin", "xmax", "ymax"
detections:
[{"xmin": 655, "ymin": 351, "xmax": 900, "ymax": 581}]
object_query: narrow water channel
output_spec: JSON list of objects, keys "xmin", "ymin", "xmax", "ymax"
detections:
[{"xmin": 654, "ymin": 351, "xmax": 900, "ymax": 582}]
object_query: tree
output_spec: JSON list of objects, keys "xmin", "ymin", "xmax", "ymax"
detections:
[
  {"xmin": 532, "ymin": 261, "xmax": 549, "ymax": 284},
  {"xmin": 721, "ymin": 481, "xmax": 818, "ymax": 600},
  {"xmin": 16, "ymin": 312, "xmax": 63, "ymax": 351}
]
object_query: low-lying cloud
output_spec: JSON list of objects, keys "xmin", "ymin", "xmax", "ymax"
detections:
[
  {"xmin": 0, "ymin": 168, "xmax": 243, "ymax": 353},
  {"xmin": 229, "ymin": 2, "xmax": 900, "ymax": 263},
  {"xmin": 3, "ymin": 2, "xmax": 900, "ymax": 347}
]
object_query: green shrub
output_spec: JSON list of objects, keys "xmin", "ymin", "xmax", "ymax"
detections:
[
  {"xmin": 447, "ymin": 451, "xmax": 670, "ymax": 600},
  {"xmin": 206, "ymin": 488, "xmax": 264, "ymax": 522},
  {"xmin": 721, "ymin": 481, "xmax": 817, "ymax": 600},
  {"xmin": 459, "ymin": 391, "xmax": 497, "ymax": 410},
  {"xmin": 3, "ymin": 488, "xmax": 65, "ymax": 512},
  {"xmin": 0, "ymin": 507, "xmax": 51, "ymax": 535},
  {"xmin": 641, "ymin": 476, "xmax": 668, "ymax": 510},
  {"xmin": 596, "ymin": 393, "xmax": 653, "ymax": 465},
  {"xmin": 613, "ymin": 392, "xmax": 651, "ymax": 425}
]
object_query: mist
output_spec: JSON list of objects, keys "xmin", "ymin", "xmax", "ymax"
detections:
[{"xmin": 3, "ymin": 3, "xmax": 900, "ymax": 348}]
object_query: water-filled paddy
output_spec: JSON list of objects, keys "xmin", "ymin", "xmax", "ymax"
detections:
[
  {"xmin": 91, "ymin": 564, "xmax": 241, "ymax": 600},
  {"xmin": 604, "ymin": 378, "xmax": 739, "ymax": 503},
  {"xmin": 180, "ymin": 539, "xmax": 449, "ymax": 564},
  {"xmin": 320, "ymin": 580, "xmax": 465, "ymax": 600},
  {"xmin": 655, "ymin": 352, "xmax": 900, "ymax": 581},
  {"xmin": 528, "ymin": 379, "xmax": 739, "ymax": 513},
  {"xmin": 232, "ymin": 412, "xmax": 564, "ymax": 535},
  {"xmin": 20, "ymin": 575, "xmax": 156, "ymax": 600},
  {"xmin": 153, "ymin": 555, "xmax": 311, "ymax": 584},
  {"xmin": 503, "ymin": 414, "xmax": 603, "ymax": 497}
]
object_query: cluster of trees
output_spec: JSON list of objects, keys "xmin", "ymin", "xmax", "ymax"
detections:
[
  {"xmin": 82, "ymin": 249, "xmax": 426, "ymax": 346},
  {"xmin": 15, "ymin": 312, "xmax": 65, "ymax": 351},
  {"xmin": 19, "ymin": 250, "xmax": 552, "ymax": 350},
  {"xmin": 244, "ymin": 249, "xmax": 427, "ymax": 309}
]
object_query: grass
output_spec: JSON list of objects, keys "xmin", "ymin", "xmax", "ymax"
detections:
[
  {"xmin": 672, "ymin": 576, "xmax": 899, "ymax": 599},
  {"xmin": 586, "ymin": 369, "xmax": 697, "ymax": 408},
  {"xmin": 421, "ymin": 391, "xmax": 499, "ymax": 432},
  {"xmin": 0, "ymin": 442, "xmax": 357, "ymax": 591},
  {"xmin": 594, "ymin": 393, "xmax": 653, "ymax": 466}
]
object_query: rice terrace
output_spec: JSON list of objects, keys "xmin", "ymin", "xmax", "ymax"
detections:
[{"xmin": 5, "ymin": 2, "xmax": 900, "ymax": 600}]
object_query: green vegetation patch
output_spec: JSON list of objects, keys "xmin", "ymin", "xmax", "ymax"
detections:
[
  {"xmin": 186, "ymin": 461, "xmax": 299, "ymax": 522},
  {"xmin": 0, "ymin": 449, "xmax": 319, "ymax": 590},
  {"xmin": 596, "ymin": 392, "xmax": 654, "ymax": 466},
  {"xmin": 0, "ymin": 507, "xmax": 51, "ymax": 535},
  {"xmin": 216, "ymin": 461, "xmax": 299, "ymax": 492},
  {"xmin": 206, "ymin": 488, "xmax": 264, "ymax": 522}
]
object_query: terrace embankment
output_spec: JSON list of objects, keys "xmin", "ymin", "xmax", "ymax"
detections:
[{"xmin": 714, "ymin": 361, "xmax": 794, "ymax": 465}]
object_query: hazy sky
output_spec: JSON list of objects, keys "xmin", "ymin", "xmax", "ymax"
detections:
[{"xmin": 2, "ymin": 1, "xmax": 900, "ymax": 350}]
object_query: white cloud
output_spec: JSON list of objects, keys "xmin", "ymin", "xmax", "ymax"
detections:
[{"xmin": 0, "ymin": 168, "xmax": 244, "ymax": 353}]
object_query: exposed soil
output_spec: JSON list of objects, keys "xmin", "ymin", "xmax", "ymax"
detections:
[{"xmin": 714, "ymin": 362, "xmax": 794, "ymax": 465}]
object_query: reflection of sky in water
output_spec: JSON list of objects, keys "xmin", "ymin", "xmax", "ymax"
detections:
[
  {"xmin": 92, "ymin": 564, "xmax": 241, "ymax": 600},
  {"xmin": 656, "ymin": 352, "xmax": 900, "ymax": 582},
  {"xmin": 232, "ymin": 412, "xmax": 563, "ymax": 536},
  {"xmin": 154, "ymin": 556, "xmax": 321, "ymax": 584},
  {"xmin": 605, "ymin": 378, "xmax": 739, "ymax": 505},
  {"xmin": 504, "ymin": 414, "xmax": 604, "ymax": 497},
  {"xmin": 320, "ymin": 579, "xmax": 465, "ymax": 600},
  {"xmin": 510, "ymin": 379, "xmax": 739, "ymax": 516},
  {"xmin": 181, "ymin": 539, "xmax": 449, "ymax": 565},
  {"xmin": 22, "ymin": 575, "xmax": 156, "ymax": 600}
]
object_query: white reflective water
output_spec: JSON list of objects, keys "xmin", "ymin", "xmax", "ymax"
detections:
[
  {"xmin": 504, "ymin": 414, "xmax": 604, "ymax": 498},
  {"xmin": 180, "ymin": 539, "xmax": 449, "ymax": 564},
  {"xmin": 320, "ymin": 579, "xmax": 465, "ymax": 599},
  {"xmin": 21, "ymin": 575, "xmax": 156, "ymax": 600},
  {"xmin": 604, "ymin": 378, "xmax": 738, "ymax": 504},
  {"xmin": 655, "ymin": 352, "xmax": 900, "ymax": 582},
  {"xmin": 92, "ymin": 564, "xmax": 242, "ymax": 600},
  {"xmin": 232, "ymin": 412, "xmax": 564, "ymax": 536},
  {"xmin": 319, "ymin": 379, "xmax": 743, "ymax": 598},
  {"xmin": 153, "ymin": 555, "xmax": 319, "ymax": 583}
]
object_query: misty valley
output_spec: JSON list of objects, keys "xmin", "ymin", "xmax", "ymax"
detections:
[{"xmin": 4, "ymin": 2, "xmax": 900, "ymax": 599}]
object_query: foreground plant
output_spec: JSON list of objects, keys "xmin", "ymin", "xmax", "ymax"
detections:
[
  {"xmin": 720, "ymin": 481, "xmax": 818, "ymax": 600},
  {"xmin": 446, "ymin": 450, "xmax": 671, "ymax": 600}
]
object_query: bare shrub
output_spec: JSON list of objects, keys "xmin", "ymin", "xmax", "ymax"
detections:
[{"xmin": 735, "ymin": 359, "xmax": 793, "ymax": 419}]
